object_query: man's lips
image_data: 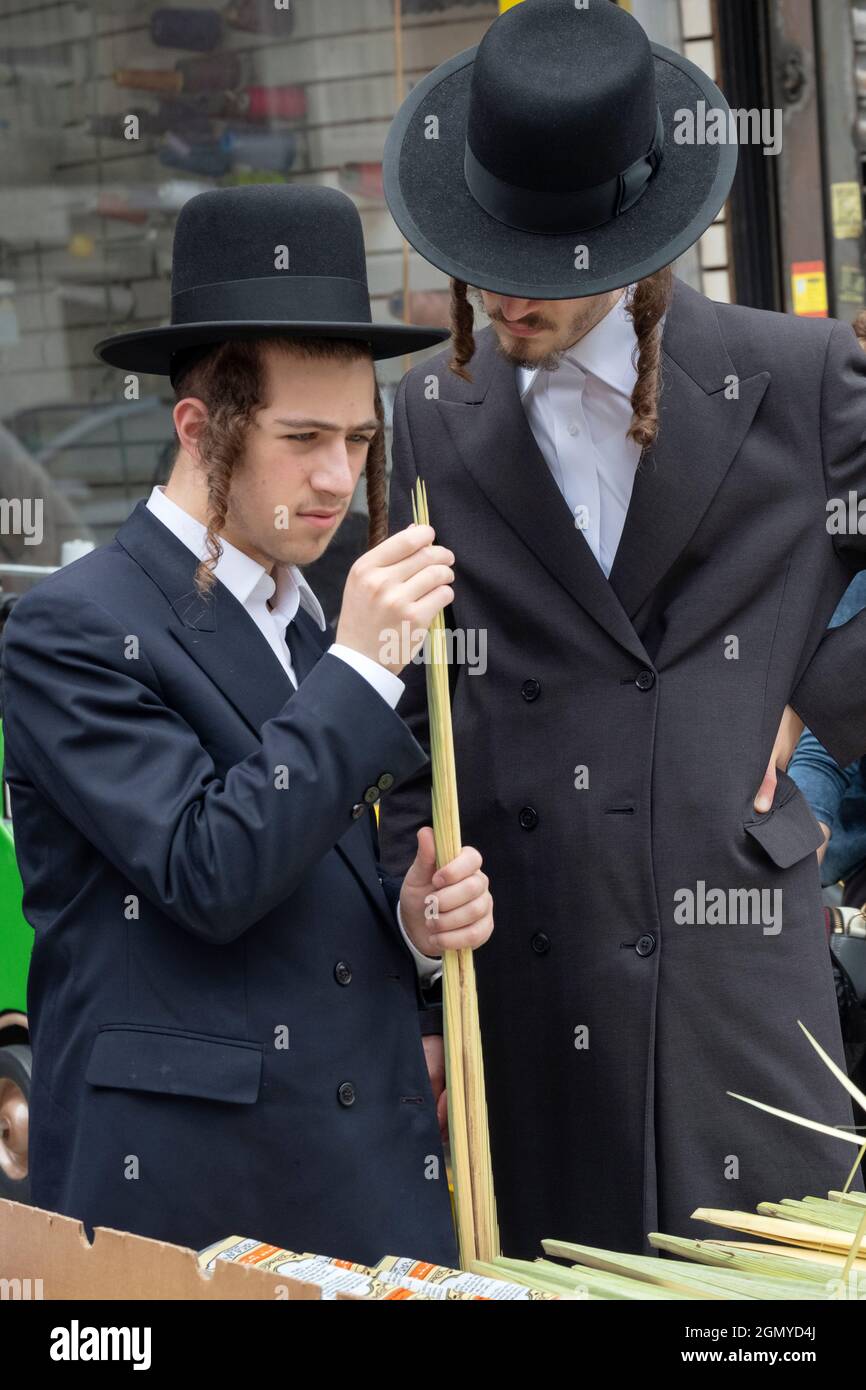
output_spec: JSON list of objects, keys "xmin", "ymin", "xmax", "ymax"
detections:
[
  {"xmin": 297, "ymin": 510, "xmax": 341, "ymax": 529},
  {"xmin": 500, "ymin": 318, "xmax": 546, "ymax": 337}
]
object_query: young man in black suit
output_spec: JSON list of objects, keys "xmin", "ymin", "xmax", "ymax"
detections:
[{"xmin": 1, "ymin": 184, "xmax": 493, "ymax": 1266}]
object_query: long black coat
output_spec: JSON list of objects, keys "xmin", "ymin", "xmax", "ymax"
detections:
[
  {"xmin": 380, "ymin": 276, "xmax": 866, "ymax": 1260},
  {"xmin": 1, "ymin": 501, "xmax": 457, "ymax": 1267}
]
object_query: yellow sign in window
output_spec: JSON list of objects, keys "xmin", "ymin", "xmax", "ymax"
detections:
[{"xmin": 791, "ymin": 262, "xmax": 828, "ymax": 318}]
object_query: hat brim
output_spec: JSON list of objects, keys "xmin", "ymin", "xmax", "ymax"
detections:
[
  {"xmin": 383, "ymin": 41, "xmax": 739, "ymax": 299},
  {"xmin": 93, "ymin": 320, "xmax": 450, "ymax": 374}
]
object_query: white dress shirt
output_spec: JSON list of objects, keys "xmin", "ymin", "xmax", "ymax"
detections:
[
  {"xmin": 146, "ymin": 485, "xmax": 442, "ymax": 982},
  {"xmin": 516, "ymin": 286, "xmax": 653, "ymax": 579}
]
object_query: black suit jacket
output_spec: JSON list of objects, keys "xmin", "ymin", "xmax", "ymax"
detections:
[{"xmin": 1, "ymin": 500, "xmax": 457, "ymax": 1267}]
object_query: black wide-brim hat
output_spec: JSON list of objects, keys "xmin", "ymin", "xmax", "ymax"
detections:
[
  {"xmin": 94, "ymin": 183, "xmax": 449, "ymax": 377},
  {"xmin": 383, "ymin": 0, "xmax": 739, "ymax": 299}
]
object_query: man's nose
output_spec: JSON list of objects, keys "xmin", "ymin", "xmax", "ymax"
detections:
[
  {"xmin": 310, "ymin": 444, "xmax": 356, "ymax": 496},
  {"xmin": 497, "ymin": 297, "xmax": 540, "ymax": 319}
]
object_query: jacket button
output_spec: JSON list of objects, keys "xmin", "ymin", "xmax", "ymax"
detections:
[
  {"xmin": 531, "ymin": 932, "xmax": 551, "ymax": 955},
  {"xmin": 377, "ymin": 772, "xmax": 394, "ymax": 791},
  {"xmin": 334, "ymin": 961, "xmax": 352, "ymax": 986},
  {"xmin": 351, "ymin": 803, "xmax": 365, "ymax": 819},
  {"xmin": 518, "ymin": 806, "xmax": 539, "ymax": 830},
  {"xmin": 338, "ymin": 1082, "xmax": 356, "ymax": 1106},
  {"xmin": 363, "ymin": 785, "xmax": 380, "ymax": 805},
  {"xmin": 635, "ymin": 669, "xmax": 656, "ymax": 691},
  {"xmin": 635, "ymin": 933, "xmax": 656, "ymax": 957},
  {"xmin": 521, "ymin": 678, "xmax": 541, "ymax": 702}
]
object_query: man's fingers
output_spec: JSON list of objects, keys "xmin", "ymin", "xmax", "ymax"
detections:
[
  {"xmin": 817, "ymin": 821, "xmax": 831, "ymax": 865},
  {"xmin": 426, "ymin": 872, "xmax": 488, "ymax": 916},
  {"xmin": 421, "ymin": 1032, "xmax": 445, "ymax": 1099},
  {"xmin": 437, "ymin": 1087, "xmax": 448, "ymax": 1144},
  {"xmin": 400, "ymin": 563, "xmax": 456, "ymax": 605},
  {"xmin": 362, "ymin": 527, "xmax": 455, "ymax": 583},
  {"xmin": 754, "ymin": 755, "xmax": 777, "ymax": 814},
  {"xmin": 387, "ymin": 543, "xmax": 456, "ymax": 585},
  {"xmin": 429, "ymin": 889, "xmax": 492, "ymax": 931},
  {"xmin": 429, "ymin": 905, "xmax": 494, "ymax": 947},
  {"xmin": 361, "ymin": 522, "xmax": 436, "ymax": 567},
  {"xmin": 432, "ymin": 845, "xmax": 483, "ymax": 889}
]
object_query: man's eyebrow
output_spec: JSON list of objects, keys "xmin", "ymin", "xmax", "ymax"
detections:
[{"xmin": 273, "ymin": 417, "xmax": 379, "ymax": 432}]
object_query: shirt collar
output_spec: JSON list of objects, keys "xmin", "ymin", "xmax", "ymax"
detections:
[
  {"xmin": 517, "ymin": 284, "xmax": 654, "ymax": 402},
  {"xmin": 146, "ymin": 485, "xmax": 327, "ymax": 631}
]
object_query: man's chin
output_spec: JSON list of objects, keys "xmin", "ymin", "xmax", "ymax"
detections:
[
  {"xmin": 276, "ymin": 526, "xmax": 339, "ymax": 568},
  {"xmin": 492, "ymin": 327, "xmax": 562, "ymax": 371}
]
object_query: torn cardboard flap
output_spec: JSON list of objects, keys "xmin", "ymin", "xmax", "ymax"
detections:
[{"xmin": 0, "ymin": 1200, "xmax": 326, "ymax": 1300}]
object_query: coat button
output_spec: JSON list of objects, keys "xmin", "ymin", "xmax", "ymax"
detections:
[
  {"xmin": 363, "ymin": 785, "xmax": 380, "ymax": 804},
  {"xmin": 635, "ymin": 669, "xmax": 656, "ymax": 691},
  {"xmin": 531, "ymin": 932, "xmax": 551, "ymax": 955},
  {"xmin": 334, "ymin": 961, "xmax": 352, "ymax": 986},
  {"xmin": 635, "ymin": 933, "xmax": 656, "ymax": 957},
  {"xmin": 518, "ymin": 805, "xmax": 539, "ymax": 830},
  {"xmin": 351, "ymin": 803, "xmax": 365, "ymax": 819},
  {"xmin": 338, "ymin": 1082, "xmax": 356, "ymax": 1106},
  {"xmin": 377, "ymin": 772, "xmax": 394, "ymax": 791},
  {"xmin": 521, "ymin": 678, "xmax": 541, "ymax": 702}
]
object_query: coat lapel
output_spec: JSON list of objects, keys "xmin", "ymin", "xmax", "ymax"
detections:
[
  {"xmin": 116, "ymin": 502, "xmax": 399, "ymax": 937},
  {"xmin": 608, "ymin": 278, "xmax": 770, "ymax": 620},
  {"xmin": 117, "ymin": 500, "xmax": 297, "ymax": 734},
  {"xmin": 436, "ymin": 277, "xmax": 770, "ymax": 659},
  {"xmin": 436, "ymin": 331, "xmax": 650, "ymax": 665}
]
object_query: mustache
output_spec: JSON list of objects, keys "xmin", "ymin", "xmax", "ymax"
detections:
[{"xmin": 492, "ymin": 311, "xmax": 555, "ymax": 331}]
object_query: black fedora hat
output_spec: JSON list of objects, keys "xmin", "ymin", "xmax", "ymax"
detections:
[
  {"xmin": 383, "ymin": 0, "xmax": 738, "ymax": 299},
  {"xmin": 94, "ymin": 183, "xmax": 449, "ymax": 376}
]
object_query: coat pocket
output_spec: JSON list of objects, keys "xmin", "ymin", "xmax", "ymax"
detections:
[
  {"xmin": 85, "ymin": 1024, "xmax": 263, "ymax": 1104},
  {"xmin": 743, "ymin": 769, "xmax": 826, "ymax": 869}
]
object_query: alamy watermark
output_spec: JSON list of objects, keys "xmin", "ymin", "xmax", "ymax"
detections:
[
  {"xmin": 674, "ymin": 881, "xmax": 783, "ymax": 936},
  {"xmin": 674, "ymin": 101, "xmax": 783, "ymax": 157},
  {"xmin": 378, "ymin": 621, "xmax": 487, "ymax": 675},
  {"xmin": 0, "ymin": 497, "xmax": 43, "ymax": 546}
]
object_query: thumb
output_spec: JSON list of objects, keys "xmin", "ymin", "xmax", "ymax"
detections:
[
  {"xmin": 754, "ymin": 756, "xmax": 777, "ymax": 814},
  {"xmin": 408, "ymin": 825, "xmax": 437, "ymax": 883}
]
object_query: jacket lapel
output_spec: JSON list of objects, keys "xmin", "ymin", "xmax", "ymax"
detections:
[
  {"xmin": 116, "ymin": 503, "xmax": 400, "ymax": 938},
  {"xmin": 117, "ymin": 501, "xmax": 296, "ymax": 735},
  {"xmin": 608, "ymin": 278, "xmax": 770, "ymax": 620},
  {"xmin": 437, "ymin": 330, "xmax": 650, "ymax": 665},
  {"xmin": 436, "ymin": 277, "xmax": 770, "ymax": 660}
]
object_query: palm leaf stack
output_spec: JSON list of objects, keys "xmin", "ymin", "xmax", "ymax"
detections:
[
  {"xmin": 411, "ymin": 478, "xmax": 499, "ymax": 1267},
  {"xmin": 471, "ymin": 1022, "xmax": 866, "ymax": 1298}
]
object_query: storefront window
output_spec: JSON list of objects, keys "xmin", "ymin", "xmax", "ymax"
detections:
[{"xmin": 0, "ymin": 0, "xmax": 702, "ymax": 614}]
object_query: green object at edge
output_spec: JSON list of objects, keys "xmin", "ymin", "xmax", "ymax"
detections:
[{"xmin": 0, "ymin": 721, "xmax": 32, "ymax": 1018}]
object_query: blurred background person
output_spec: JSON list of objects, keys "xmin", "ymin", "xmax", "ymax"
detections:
[{"xmin": 788, "ymin": 306, "xmax": 866, "ymax": 1098}]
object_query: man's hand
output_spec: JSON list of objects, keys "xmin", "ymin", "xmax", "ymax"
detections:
[
  {"xmin": 817, "ymin": 821, "xmax": 831, "ymax": 866},
  {"xmin": 753, "ymin": 705, "xmax": 805, "ymax": 812},
  {"xmin": 422, "ymin": 1034, "xmax": 448, "ymax": 1142},
  {"xmin": 335, "ymin": 523, "xmax": 455, "ymax": 675},
  {"xmin": 399, "ymin": 826, "xmax": 493, "ymax": 957}
]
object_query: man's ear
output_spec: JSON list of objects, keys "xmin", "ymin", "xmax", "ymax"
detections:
[{"xmin": 172, "ymin": 396, "xmax": 209, "ymax": 462}]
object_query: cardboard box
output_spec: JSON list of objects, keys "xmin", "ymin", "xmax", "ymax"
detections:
[{"xmin": 0, "ymin": 1199, "xmax": 324, "ymax": 1300}]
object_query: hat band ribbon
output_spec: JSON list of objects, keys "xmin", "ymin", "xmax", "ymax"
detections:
[
  {"xmin": 463, "ymin": 106, "xmax": 665, "ymax": 235},
  {"xmin": 171, "ymin": 274, "xmax": 373, "ymax": 325}
]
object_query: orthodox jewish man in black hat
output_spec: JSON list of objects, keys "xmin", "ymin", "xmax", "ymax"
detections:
[
  {"xmin": 379, "ymin": 0, "xmax": 866, "ymax": 1259},
  {"xmin": 1, "ymin": 182, "xmax": 496, "ymax": 1265}
]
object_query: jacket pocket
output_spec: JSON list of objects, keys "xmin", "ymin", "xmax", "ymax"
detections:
[
  {"xmin": 85, "ymin": 1024, "xmax": 263, "ymax": 1104},
  {"xmin": 743, "ymin": 769, "xmax": 826, "ymax": 869}
]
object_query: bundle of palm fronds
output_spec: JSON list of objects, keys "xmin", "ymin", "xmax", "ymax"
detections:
[
  {"xmin": 472, "ymin": 1021, "xmax": 866, "ymax": 1299},
  {"xmin": 411, "ymin": 478, "xmax": 499, "ymax": 1266}
]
